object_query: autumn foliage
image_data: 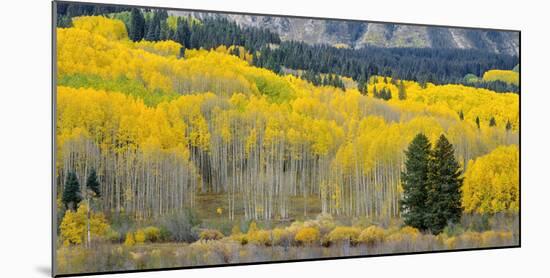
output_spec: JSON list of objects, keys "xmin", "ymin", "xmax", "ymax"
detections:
[
  {"xmin": 358, "ymin": 226, "xmax": 385, "ymax": 245},
  {"xmin": 295, "ymin": 227, "xmax": 321, "ymax": 245},
  {"xmin": 60, "ymin": 204, "xmax": 110, "ymax": 246},
  {"xmin": 482, "ymin": 69, "xmax": 519, "ymax": 86},
  {"xmin": 199, "ymin": 229, "xmax": 225, "ymax": 241},
  {"xmin": 55, "ymin": 14, "xmax": 519, "ymax": 275},
  {"xmin": 56, "ymin": 16, "xmax": 519, "ymax": 224},
  {"xmin": 462, "ymin": 145, "xmax": 519, "ymax": 214}
]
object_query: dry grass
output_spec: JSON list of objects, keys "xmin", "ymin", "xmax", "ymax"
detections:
[{"xmin": 56, "ymin": 225, "xmax": 518, "ymax": 275}]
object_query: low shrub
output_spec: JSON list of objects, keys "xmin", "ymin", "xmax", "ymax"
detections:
[
  {"xmin": 230, "ymin": 224, "xmax": 248, "ymax": 245},
  {"xmin": 500, "ymin": 231, "xmax": 513, "ymax": 241},
  {"xmin": 124, "ymin": 232, "xmax": 135, "ymax": 247},
  {"xmin": 135, "ymin": 229, "xmax": 146, "ymax": 244},
  {"xmin": 458, "ymin": 231, "xmax": 482, "ymax": 247},
  {"xmin": 188, "ymin": 238, "xmax": 234, "ymax": 264},
  {"xmin": 105, "ymin": 228, "xmax": 121, "ymax": 243},
  {"xmin": 144, "ymin": 226, "xmax": 161, "ymax": 242},
  {"xmin": 272, "ymin": 228, "xmax": 292, "ymax": 246},
  {"xmin": 159, "ymin": 226, "xmax": 171, "ymax": 242},
  {"xmin": 248, "ymin": 230, "xmax": 271, "ymax": 246},
  {"xmin": 481, "ymin": 230, "xmax": 498, "ymax": 247},
  {"xmin": 231, "ymin": 233, "xmax": 248, "ymax": 245},
  {"xmin": 231, "ymin": 225, "xmax": 242, "ymax": 236},
  {"xmin": 295, "ymin": 227, "xmax": 320, "ymax": 245},
  {"xmin": 385, "ymin": 226, "xmax": 420, "ymax": 243},
  {"xmin": 315, "ymin": 214, "xmax": 336, "ymax": 232},
  {"xmin": 358, "ymin": 226, "xmax": 385, "ymax": 245},
  {"xmin": 199, "ymin": 229, "xmax": 225, "ymax": 241},
  {"xmin": 327, "ymin": 226, "xmax": 361, "ymax": 245},
  {"xmin": 285, "ymin": 221, "xmax": 303, "ymax": 242},
  {"xmin": 247, "ymin": 221, "xmax": 259, "ymax": 234},
  {"xmin": 243, "ymin": 221, "xmax": 271, "ymax": 246},
  {"xmin": 400, "ymin": 226, "xmax": 420, "ymax": 238},
  {"xmin": 444, "ymin": 236, "xmax": 457, "ymax": 249},
  {"xmin": 301, "ymin": 214, "xmax": 336, "ymax": 236},
  {"xmin": 481, "ymin": 230, "xmax": 513, "ymax": 247}
]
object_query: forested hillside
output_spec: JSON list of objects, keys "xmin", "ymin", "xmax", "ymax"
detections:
[
  {"xmin": 54, "ymin": 4, "xmax": 519, "ymax": 275},
  {"xmin": 56, "ymin": 3, "xmax": 520, "ymax": 93},
  {"xmin": 168, "ymin": 10, "xmax": 520, "ymax": 56}
]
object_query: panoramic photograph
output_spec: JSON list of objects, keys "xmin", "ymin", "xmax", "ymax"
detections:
[{"xmin": 53, "ymin": 1, "xmax": 519, "ymax": 276}]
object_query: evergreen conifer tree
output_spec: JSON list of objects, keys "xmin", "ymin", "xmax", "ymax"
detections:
[
  {"xmin": 129, "ymin": 8, "xmax": 145, "ymax": 41},
  {"xmin": 385, "ymin": 88, "xmax": 392, "ymax": 100},
  {"xmin": 489, "ymin": 116, "xmax": 497, "ymax": 127},
  {"xmin": 145, "ymin": 12, "xmax": 160, "ymax": 41},
  {"xmin": 62, "ymin": 172, "xmax": 81, "ymax": 210},
  {"xmin": 86, "ymin": 169, "xmax": 100, "ymax": 197},
  {"xmin": 400, "ymin": 133, "xmax": 432, "ymax": 231},
  {"xmin": 398, "ymin": 80, "xmax": 407, "ymax": 100},
  {"xmin": 425, "ymin": 135, "xmax": 463, "ymax": 234}
]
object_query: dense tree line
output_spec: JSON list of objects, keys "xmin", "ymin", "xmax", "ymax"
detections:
[
  {"xmin": 372, "ymin": 86, "xmax": 392, "ymax": 100},
  {"xmin": 464, "ymin": 79, "xmax": 519, "ymax": 93},
  {"xmin": 58, "ymin": 3, "xmax": 518, "ymax": 94},
  {"xmin": 58, "ymin": 3, "xmax": 281, "ymax": 55},
  {"xmin": 185, "ymin": 17, "xmax": 280, "ymax": 52},
  {"xmin": 254, "ymin": 41, "xmax": 519, "ymax": 93},
  {"xmin": 297, "ymin": 70, "xmax": 346, "ymax": 90},
  {"xmin": 56, "ymin": 2, "xmax": 130, "ymax": 27},
  {"xmin": 123, "ymin": 8, "xmax": 280, "ymax": 53},
  {"xmin": 57, "ymin": 2, "xmax": 130, "ymax": 17}
]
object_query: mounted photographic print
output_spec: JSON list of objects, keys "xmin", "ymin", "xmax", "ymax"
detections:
[{"xmin": 52, "ymin": 1, "xmax": 520, "ymax": 276}]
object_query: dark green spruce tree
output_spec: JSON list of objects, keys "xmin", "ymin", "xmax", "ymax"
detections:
[
  {"xmin": 174, "ymin": 17, "xmax": 190, "ymax": 47},
  {"xmin": 62, "ymin": 172, "xmax": 81, "ymax": 210},
  {"xmin": 357, "ymin": 75, "xmax": 368, "ymax": 95},
  {"xmin": 384, "ymin": 88, "xmax": 392, "ymax": 100},
  {"xmin": 425, "ymin": 134, "xmax": 463, "ymax": 235},
  {"xmin": 145, "ymin": 11, "xmax": 161, "ymax": 41},
  {"xmin": 489, "ymin": 116, "xmax": 497, "ymax": 127},
  {"xmin": 398, "ymin": 80, "xmax": 407, "ymax": 100},
  {"xmin": 86, "ymin": 168, "xmax": 101, "ymax": 197},
  {"xmin": 128, "ymin": 8, "xmax": 145, "ymax": 42},
  {"xmin": 400, "ymin": 133, "xmax": 432, "ymax": 231}
]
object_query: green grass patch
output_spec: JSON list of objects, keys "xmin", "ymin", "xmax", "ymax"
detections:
[{"xmin": 58, "ymin": 74, "xmax": 179, "ymax": 106}]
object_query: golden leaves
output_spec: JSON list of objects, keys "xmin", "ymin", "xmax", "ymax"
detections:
[
  {"xmin": 483, "ymin": 69, "xmax": 519, "ymax": 86},
  {"xmin": 462, "ymin": 145, "xmax": 519, "ymax": 213}
]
